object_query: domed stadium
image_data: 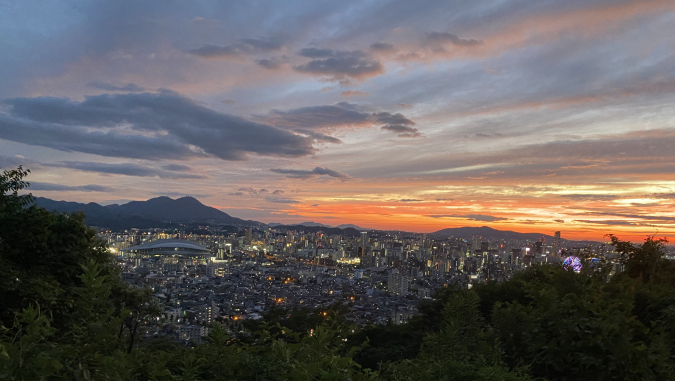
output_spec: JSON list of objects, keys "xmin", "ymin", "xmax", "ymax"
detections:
[{"xmin": 122, "ymin": 239, "xmax": 211, "ymax": 257}]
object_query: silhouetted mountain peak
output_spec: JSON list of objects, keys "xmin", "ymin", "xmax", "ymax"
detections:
[{"xmin": 34, "ymin": 196, "xmax": 254, "ymax": 229}]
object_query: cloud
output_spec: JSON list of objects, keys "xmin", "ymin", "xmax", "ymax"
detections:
[
  {"xmin": 0, "ymin": 91, "xmax": 316, "ymax": 161},
  {"xmin": 340, "ymin": 90, "xmax": 369, "ymax": 97},
  {"xmin": 45, "ymin": 161, "xmax": 207, "ymax": 179},
  {"xmin": 372, "ymin": 112, "xmax": 415, "ymax": 126},
  {"xmin": 264, "ymin": 103, "xmax": 418, "ymax": 139},
  {"xmin": 294, "ymin": 49, "xmax": 384, "ymax": 82},
  {"xmin": 256, "ymin": 57, "xmax": 286, "ymax": 70},
  {"xmin": 380, "ymin": 124, "xmax": 423, "ymax": 138},
  {"xmin": 298, "ymin": 48, "xmax": 335, "ymax": 58},
  {"xmin": 293, "ymin": 129, "xmax": 342, "ymax": 144},
  {"xmin": 574, "ymin": 220, "xmax": 642, "ymax": 227},
  {"xmin": 400, "ymin": 199, "xmax": 424, "ymax": 202},
  {"xmin": 236, "ymin": 187, "xmax": 273, "ymax": 196},
  {"xmin": 87, "ymin": 82, "xmax": 145, "ymax": 92},
  {"xmin": 29, "ymin": 182, "xmax": 114, "ymax": 192},
  {"xmin": 560, "ymin": 194, "xmax": 619, "ymax": 201},
  {"xmin": 161, "ymin": 164, "xmax": 192, "ymax": 171},
  {"xmin": 222, "ymin": 99, "xmax": 237, "ymax": 105},
  {"xmin": 265, "ymin": 103, "xmax": 371, "ymax": 129},
  {"xmin": 429, "ymin": 214, "xmax": 508, "ymax": 222},
  {"xmin": 154, "ymin": 191, "xmax": 211, "ymax": 198},
  {"xmin": 370, "ymin": 42, "xmax": 395, "ymax": 51},
  {"xmin": 321, "ymin": 87, "xmax": 334, "ymax": 92},
  {"xmin": 554, "ymin": 219, "xmax": 565, "ymax": 223},
  {"xmin": 272, "ymin": 190, "xmax": 284, "ymax": 195},
  {"xmin": 425, "ymin": 32, "xmax": 483, "ymax": 46},
  {"xmin": 265, "ymin": 197, "xmax": 299, "ymax": 204},
  {"xmin": 270, "ymin": 166, "xmax": 348, "ymax": 179},
  {"xmin": 189, "ymin": 37, "xmax": 284, "ymax": 58}
]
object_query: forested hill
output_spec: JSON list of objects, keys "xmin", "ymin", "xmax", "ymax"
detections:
[{"xmin": 34, "ymin": 196, "xmax": 259, "ymax": 229}]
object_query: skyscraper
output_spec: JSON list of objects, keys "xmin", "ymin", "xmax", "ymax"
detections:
[
  {"xmin": 360, "ymin": 231, "xmax": 368, "ymax": 257},
  {"xmin": 553, "ymin": 231, "xmax": 561, "ymax": 256},
  {"xmin": 388, "ymin": 269, "xmax": 408, "ymax": 296}
]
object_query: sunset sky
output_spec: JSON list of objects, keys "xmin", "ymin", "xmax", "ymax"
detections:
[{"xmin": 2, "ymin": 0, "xmax": 675, "ymax": 240}]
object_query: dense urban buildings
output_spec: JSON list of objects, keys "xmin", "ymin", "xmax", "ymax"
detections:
[{"xmin": 100, "ymin": 224, "xmax": 628, "ymax": 343}]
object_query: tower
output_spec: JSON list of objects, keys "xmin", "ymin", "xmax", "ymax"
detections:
[
  {"xmin": 553, "ymin": 231, "xmax": 561, "ymax": 256},
  {"xmin": 245, "ymin": 229, "xmax": 252, "ymax": 245},
  {"xmin": 360, "ymin": 231, "xmax": 368, "ymax": 257}
]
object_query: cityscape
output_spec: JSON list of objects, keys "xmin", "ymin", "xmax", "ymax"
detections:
[
  {"xmin": 106, "ymin": 220, "xmax": 617, "ymax": 343},
  {"xmin": 2, "ymin": 1, "xmax": 675, "ymax": 379}
]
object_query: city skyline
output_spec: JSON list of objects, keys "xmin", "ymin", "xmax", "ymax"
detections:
[{"xmin": 2, "ymin": 1, "xmax": 675, "ymax": 240}]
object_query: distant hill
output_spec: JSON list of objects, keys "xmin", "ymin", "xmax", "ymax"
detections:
[
  {"xmin": 34, "ymin": 196, "xmax": 259, "ymax": 230},
  {"xmin": 267, "ymin": 222, "xmax": 372, "ymax": 230},
  {"xmin": 431, "ymin": 226, "xmax": 556, "ymax": 242},
  {"xmin": 270, "ymin": 224, "xmax": 361, "ymax": 237},
  {"xmin": 335, "ymin": 224, "xmax": 372, "ymax": 231}
]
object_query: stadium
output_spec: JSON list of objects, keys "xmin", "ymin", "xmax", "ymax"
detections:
[{"xmin": 122, "ymin": 239, "xmax": 211, "ymax": 257}]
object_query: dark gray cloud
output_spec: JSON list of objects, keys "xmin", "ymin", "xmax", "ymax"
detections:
[
  {"xmin": 379, "ymin": 129, "xmax": 675, "ymax": 180},
  {"xmin": 189, "ymin": 37, "xmax": 284, "ymax": 58},
  {"xmin": 87, "ymin": 82, "xmax": 145, "ymax": 92},
  {"xmin": 266, "ymin": 103, "xmax": 370, "ymax": 129},
  {"xmin": 425, "ymin": 32, "xmax": 483, "ymax": 46},
  {"xmin": 381, "ymin": 124, "xmax": 423, "ymax": 138},
  {"xmin": 46, "ymin": 161, "xmax": 207, "ymax": 179},
  {"xmin": 265, "ymin": 197, "xmax": 299, "ymax": 204},
  {"xmin": 264, "ymin": 103, "xmax": 419, "ymax": 139},
  {"xmin": 651, "ymin": 193, "xmax": 675, "ymax": 200},
  {"xmin": 29, "ymin": 182, "xmax": 113, "ymax": 192},
  {"xmin": 161, "ymin": 164, "xmax": 192, "ymax": 171},
  {"xmin": 370, "ymin": 42, "xmax": 395, "ymax": 51},
  {"xmin": 560, "ymin": 194, "xmax": 619, "ymax": 201},
  {"xmin": 373, "ymin": 110, "xmax": 422, "ymax": 137},
  {"xmin": 0, "ymin": 91, "xmax": 316, "ymax": 161},
  {"xmin": 400, "ymin": 199, "xmax": 424, "ymax": 202},
  {"xmin": 294, "ymin": 49, "xmax": 383, "ymax": 81},
  {"xmin": 429, "ymin": 214, "xmax": 508, "ymax": 222},
  {"xmin": 574, "ymin": 220, "xmax": 643, "ymax": 227},
  {"xmin": 256, "ymin": 57, "xmax": 286, "ymax": 70},
  {"xmin": 270, "ymin": 166, "xmax": 348, "ymax": 179},
  {"xmin": 372, "ymin": 112, "xmax": 415, "ymax": 126},
  {"xmin": 236, "ymin": 187, "xmax": 268, "ymax": 196},
  {"xmin": 293, "ymin": 129, "xmax": 342, "ymax": 144},
  {"xmin": 298, "ymin": 48, "xmax": 335, "ymax": 58},
  {"xmin": 272, "ymin": 190, "xmax": 284, "ymax": 195}
]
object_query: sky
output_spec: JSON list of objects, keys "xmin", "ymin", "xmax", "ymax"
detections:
[{"xmin": 1, "ymin": 0, "xmax": 675, "ymax": 241}]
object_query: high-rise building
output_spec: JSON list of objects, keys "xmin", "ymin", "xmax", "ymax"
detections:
[
  {"xmin": 360, "ymin": 231, "xmax": 368, "ymax": 257},
  {"xmin": 388, "ymin": 269, "xmax": 409, "ymax": 296},
  {"xmin": 245, "ymin": 229, "xmax": 252, "ymax": 245},
  {"xmin": 553, "ymin": 231, "xmax": 561, "ymax": 256}
]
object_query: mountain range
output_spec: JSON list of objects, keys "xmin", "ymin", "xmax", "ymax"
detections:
[
  {"xmin": 267, "ymin": 221, "xmax": 372, "ymax": 230},
  {"xmin": 432, "ymin": 226, "xmax": 562, "ymax": 242},
  {"xmin": 32, "ymin": 196, "xmax": 587, "ymax": 242},
  {"xmin": 34, "ymin": 196, "xmax": 257, "ymax": 230}
]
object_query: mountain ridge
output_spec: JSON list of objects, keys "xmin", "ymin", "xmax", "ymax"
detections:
[
  {"xmin": 34, "ymin": 196, "xmax": 257, "ymax": 230},
  {"xmin": 431, "ymin": 226, "xmax": 561, "ymax": 242}
]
